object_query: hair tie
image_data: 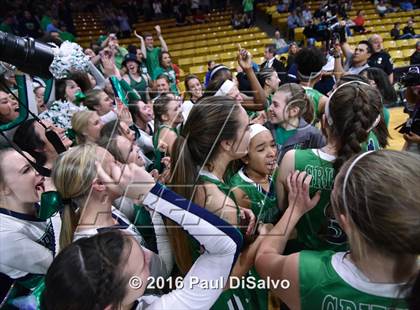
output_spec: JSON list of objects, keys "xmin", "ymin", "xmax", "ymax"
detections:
[{"xmin": 73, "ymin": 91, "xmax": 87, "ymax": 104}]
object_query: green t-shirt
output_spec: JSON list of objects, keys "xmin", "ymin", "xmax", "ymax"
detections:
[
  {"xmin": 274, "ymin": 126, "xmax": 297, "ymax": 146},
  {"xmin": 229, "ymin": 168, "xmax": 281, "ymax": 224},
  {"xmin": 243, "ymin": 0, "xmax": 254, "ymax": 12},
  {"xmin": 40, "ymin": 15, "xmax": 52, "ymax": 31},
  {"xmin": 153, "ymin": 65, "xmax": 179, "ymax": 95},
  {"xmin": 299, "ymin": 250, "xmax": 408, "ymax": 310},
  {"xmin": 146, "ymin": 47, "xmax": 162, "ymax": 79},
  {"xmin": 114, "ymin": 47, "xmax": 128, "ymax": 69},
  {"xmin": 59, "ymin": 31, "xmax": 76, "ymax": 42},
  {"xmin": 294, "ymin": 149, "xmax": 347, "ymax": 251},
  {"xmin": 0, "ymin": 22, "xmax": 12, "ymax": 33}
]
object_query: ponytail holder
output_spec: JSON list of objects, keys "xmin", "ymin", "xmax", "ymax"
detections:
[
  {"xmin": 38, "ymin": 192, "xmax": 77, "ymax": 220},
  {"xmin": 39, "ymin": 191, "xmax": 65, "ymax": 220},
  {"xmin": 73, "ymin": 91, "xmax": 87, "ymax": 105}
]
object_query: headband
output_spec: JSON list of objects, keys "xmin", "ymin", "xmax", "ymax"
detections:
[
  {"xmin": 214, "ymin": 79, "xmax": 235, "ymax": 97},
  {"xmin": 297, "ymin": 70, "xmax": 322, "ymax": 82},
  {"xmin": 325, "ymin": 80, "xmax": 380, "ymax": 132},
  {"xmin": 342, "ymin": 151, "xmax": 374, "ymax": 212},
  {"xmin": 250, "ymin": 124, "xmax": 269, "ymax": 139},
  {"xmin": 209, "ymin": 65, "xmax": 229, "ymax": 80}
]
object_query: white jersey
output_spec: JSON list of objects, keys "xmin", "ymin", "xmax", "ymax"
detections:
[
  {"xmin": 0, "ymin": 206, "xmax": 61, "ymax": 281},
  {"xmin": 132, "ymin": 183, "xmax": 243, "ymax": 310},
  {"xmin": 73, "ymin": 207, "xmax": 169, "ymax": 279}
]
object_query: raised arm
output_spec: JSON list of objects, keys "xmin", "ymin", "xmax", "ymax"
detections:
[
  {"xmin": 238, "ymin": 47, "xmax": 266, "ymax": 111},
  {"xmin": 155, "ymin": 25, "xmax": 168, "ymax": 52},
  {"xmin": 255, "ymin": 171, "xmax": 320, "ymax": 309},
  {"xmin": 95, "ymin": 163, "xmax": 243, "ymax": 310},
  {"xmin": 134, "ymin": 30, "xmax": 147, "ymax": 60}
]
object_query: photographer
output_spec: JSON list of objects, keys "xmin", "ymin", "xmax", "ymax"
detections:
[
  {"xmin": 333, "ymin": 36, "xmax": 372, "ymax": 79},
  {"xmin": 401, "ymin": 66, "xmax": 420, "ymax": 154}
]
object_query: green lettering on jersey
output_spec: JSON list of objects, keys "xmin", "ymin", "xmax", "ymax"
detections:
[{"xmin": 304, "ymin": 165, "xmax": 334, "ymax": 190}]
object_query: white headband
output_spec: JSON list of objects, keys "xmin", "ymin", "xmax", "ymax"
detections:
[
  {"xmin": 325, "ymin": 80, "xmax": 380, "ymax": 132},
  {"xmin": 250, "ymin": 124, "xmax": 269, "ymax": 139},
  {"xmin": 342, "ymin": 151, "xmax": 374, "ymax": 212},
  {"xmin": 209, "ymin": 65, "xmax": 229, "ymax": 80},
  {"xmin": 214, "ymin": 79, "xmax": 235, "ymax": 97}
]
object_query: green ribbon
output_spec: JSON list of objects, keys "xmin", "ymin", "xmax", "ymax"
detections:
[
  {"xmin": 73, "ymin": 91, "xmax": 87, "ymax": 105},
  {"xmin": 38, "ymin": 191, "xmax": 63, "ymax": 220}
]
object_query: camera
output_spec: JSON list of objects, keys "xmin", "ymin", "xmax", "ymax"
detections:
[
  {"xmin": 400, "ymin": 67, "xmax": 420, "ymax": 87},
  {"xmin": 0, "ymin": 31, "xmax": 55, "ymax": 79}
]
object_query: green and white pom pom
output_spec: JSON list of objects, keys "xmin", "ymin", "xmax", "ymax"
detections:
[{"xmin": 49, "ymin": 41, "xmax": 90, "ymax": 79}]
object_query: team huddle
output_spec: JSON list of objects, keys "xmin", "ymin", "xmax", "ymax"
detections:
[{"xmin": 0, "ymin": 19, "xmax": 420, "ymax": 310}]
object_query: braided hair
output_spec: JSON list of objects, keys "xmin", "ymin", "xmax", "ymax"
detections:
[{"xmin": 327, "ymin": 81, "xmax": 387, "ymax": 171}]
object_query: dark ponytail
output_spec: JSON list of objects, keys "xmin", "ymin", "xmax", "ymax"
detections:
[{"xmin": 329, "ymin": 83, "xmax": 387, "ymax": 171}]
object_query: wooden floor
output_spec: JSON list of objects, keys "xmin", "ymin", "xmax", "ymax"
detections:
[{"xmin": 387, "ymin": 107, "xmax": 407, "ymax": 151}]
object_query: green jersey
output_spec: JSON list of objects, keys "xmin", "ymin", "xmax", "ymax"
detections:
[
  {"xmin": 146, "ymin": 47, "xmax": 162, "ymax": 79},
  {"xmin": 153, "ymin": 66, "xmax": 179, "ymax": 95},
  {"xmin": 299, "ymin": 251, "xmax": 408, "ymax": 310},
  {"xmin": 193, "ymin": 171, "xmax": 269, "ymax": 310},
  {"xmin": 128, "ymin": 73, "xmax": 148, "ymax": 102},
  {"xmin": 294, "ymin": 149, "xmax": 347, "ymax": 251},
  {"xmin": 229, "ymin": 168, "xmax": 281, "ymax": 224},
  {"xmin": 303, "ymin": 86, "xmax": 323, "ymax": 120},
  {"xmin": 383, "ymin": 107, "xmax": 390, "ymax": 128}
]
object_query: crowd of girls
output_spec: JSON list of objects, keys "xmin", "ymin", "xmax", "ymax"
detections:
[{"xmin": 0, "ymin": 35, "xmax": 419, "ymax": 310}]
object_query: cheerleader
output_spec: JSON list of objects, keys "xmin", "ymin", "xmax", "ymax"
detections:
[{"xmin": 0, "ymin": 147, "xmax": 60, "ymax": 306}]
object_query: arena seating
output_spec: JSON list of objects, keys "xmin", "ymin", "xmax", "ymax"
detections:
[
  {"xmin": 73, "ymin": 10, "xmax": 272, "ymax": 81},
  {"xmin": 256, "ymin": 1, "xmax": 419, "ymax": 67}
]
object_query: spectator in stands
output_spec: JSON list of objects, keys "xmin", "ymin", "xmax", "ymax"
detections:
[
  {"xmin": 101, "ymin": 33, "xmax": 128, "ymax": 70},
  {"xmin": 260, "ymin": 44, "xmax": 285, "ymax": 77},
  {"xmin": 45, "ymin": 17, "xmax": 61, "ymax": 34},
  {"xmin": 243, "ymin": 0, "xmax": 254, "ymax": 25},
  {"xmin": 400, "ymin": 0, "xmax": 414, "ymax": 11},
  {"xmin": 391, "ymin": 22, "xmax": 402, "ymax": 40},
  {"xmin": 301, "ymin": 5, "xmax": 312, "ymax": 25},
  {"xmin": 204, "ymin": 60, "xmax": 216, "ymax": 87},
  {"xmin": 128, "ymin": 43, "xmax": 150, "ymax": 78},
  {"xmin": 231, "ymin": 12, "xmax": 244, "ymax": 29},
  {"xmin": 286, "ymin": 42, "xmax": 299, "ymax": 72},
  {"xmin": 303, "ymin": 19, "xmax": 318, "ymax": 46},
  {"xmin": 153, "ymin": 52, "xmax": 179, "ymax": 95},
  {"xmin": 116, "ymin": 10, "xmax": 131, "ymax": 38},
  {"xmin": 287, "ymin": 10, "xmax": 303, "ymax": 41},
  {"xmin": 410, "ymin": 41, "xmax": 420, "ymax": 65},
  {"xmin": 0, "ymin": 15, "xmax": 17, "ymax": 34},
  {"xmin": 18, "ymin": 10, "xmax": 41, "ymax": 38},
  {"xmin": 59, "ymin": 24, "xmax": 76, "ymax": 42},
  {"xmin": 403, "ymin": 19, "xmax": 420, "ymax": 39},
  {"xmin": 273, "ymin": 30, "xmax": 288, "ymax": 55},
  {"xmin": 351, "ymin": 10, "xmax": 367, "ymax": 34},
  {"xmin": 376, "ymin": 0, "xmax": 391, "ymax": 17},
  {"xmin": 368, "ymin": 34, "xmax": 394, "ymax": 83},
  {"xmin": 122, "ymin": 54, "xmax": 150, "ymax": 103},
  {"xmin": 138, "ymin": 25, "xmax": 169, "ymax": 81},
  {"xmin": 152, "ymin": 0, "xmax": 163, "ymax": 20},
  {"xmin": 333, "ymin": 40, "xmax": 373, "ymax": 78},
  {"xmin": 154, "ymin": 75, "xmax": 171, "ymax": 99}
]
